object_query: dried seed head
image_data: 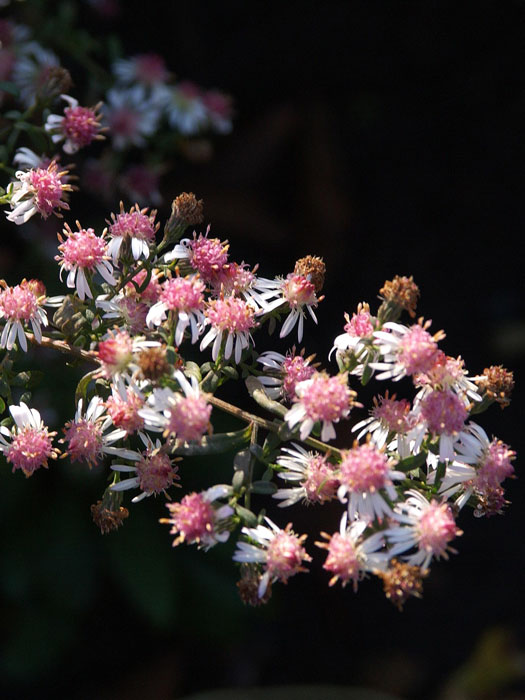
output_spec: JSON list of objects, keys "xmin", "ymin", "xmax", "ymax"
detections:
[
  {"xmin": 375, "ymin": 559, "xmax": 427, "ymax": 611},
  {"xmin": 478, "ymin": 365, "xmax": 514, "ymax": 408},
  {"xmin": 379, "ymin": 275, "xmax": 420, "ymax": 318},
  {"xmin": 171, "ymin": 192, "xmax": 204, "ymax": 226},
  {"xmin": 294, "ymin": 255, "xmax": 326, "ymax": 293},
  {"xmin": 38, "ymin": 66, "xmax": 73, "ymax": 101},
  {"xmin": 91, "ymin": 499, "xmax": 129, "ymax": 534},
  {"xmin": 237, "ymin": 565, "xmax": 272, "ymax": 606},
  {"xmin": 137, "ymin": 345, "xmax": 171, "ymax": 381}
]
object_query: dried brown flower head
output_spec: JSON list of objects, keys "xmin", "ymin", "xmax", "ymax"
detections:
[
  {"xmin": 137, "ymin": 345, "xmax": 171, "ymax": 381},
  {"xmin": 379, "ymin": 275, "xmax": 420, "ymax": 318},
  {"xmin": 294, "ymin": 255, "xmax": 326, "ymax": 293},
  {"xmin": 91, "ymin": 500, "xmax": 129, "ymax": 534},
  {"xmin": 237, "ymin": 565, "xmax": 272, "ymax": 606},
  {"xmin": 376, "ymin": 559, "xmax": 428, "ymax": 610},
  {"xmin": 171, "ymin": 192, "xmax": 204, "ymax": 226},
  {"xmin": 478, "ymin": 365, "xmax": 514, "ymax": 409}
]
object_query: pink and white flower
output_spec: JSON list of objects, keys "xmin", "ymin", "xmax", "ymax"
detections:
[
  {"xmin": 103, "ymin": 86, "xmax": 163, "ymax": 150},
  {"xmin": 337, "ymin": 441, "xmax": 405, "ymax": 523},
  {"xmin": 5, "ymin": 161, "xmax": 72, "ymax": 225},
  {"xmin": 256, "ymin": 349, "xmax": 316, "ymax": 401},
  {"xmin": 384, "ymin": 489, "xmax": 462, "ymax": 569},
  {"xmin": 0, "ymin": 401, "xmax": 59, "ymax": 477},
  {"xmin": 316, "ymin": 513, "xmax": 388, "ymax": 590},
  {"xmin": 285, "ymin": 371, "xmax": 354, "ymax": 442},
  {"xmin": 273, "ymin": 443, "xmax": 339, "ymax": 507},
  {"xmin": 161, "ymin": 485, "xmax": 234, "ymax": 549},
  {"xmin": 106, "ymin": 203, "xmax": 158, "ymax": 262},
  {"xmin": 259, "ymin": 273, "xmax": 321, "ymax": 343},
  {"xmin": 166, "ymin": 228, "xmax": 229, "ymax": 282},
  {"xmin": 45, "ymin": 94, "xmax": 105, "ymax": 154},
  {"xmin": 0, "ymin": 279, "xmax": 48, "ymax": 351},
  {"xmin": 233, "ymin": 517, "xmax": 311, "ymax": 598},
  {"xmin": 200, "ymin": 297, "xmax": 257, "ymax": 363},
  {"xmin": 56, "ymin": 222, "xmax": 117, "ymax": 300},
  {"xmin": 146, "ymin": 274, "xmax": 206, "ymax": 346}
]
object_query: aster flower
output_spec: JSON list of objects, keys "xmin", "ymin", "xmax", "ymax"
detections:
[
  {"xmin": 331, "ymin": 303, "xmax": 375, "ymax": 357},
  {"xmin": 56, "ymin": 222, "xmax": 117, "ymax": 300},
  {"xmin": 95, "ymin": 292, "xmax": 149, "ymax": 334},
  {"xmin": 0, "ymin": 401, "xmax": 59, "ymax": 477},
  {"xmin": 273, "ymin": 443, "xmax": 339, "ymax": 507},
  {"xmin": 0, "ymin": 278, "xmax": 48, "ymax": 351},
  {"xmin": 96, "ymin": 328, "xmax": 160, "ymax": 380},
  {"xmin": 105, "ymin": 202, "xmax": 159, "ymax": 262},
  {"xmin": 11, "ymin": 42, "xmax": 61, "ymax": 106},
  {"xmin": 370, "ymin": 320, "xmax": 445, "ymax": 382},
  {"xmin": 258, "ymin": 272, "xmax": 321, "ymax": 343},
  {"xmin": 352, "ymin": 392, "xmax": 414, "ymax": 449},
  {"xmin": 160, "ymin": 485, "xmax": 234, "ymax": 549},
  {"xmin": 62, "ymin": 396, "xmax": 134, "ymax": 468},
  {"xmin": 45, "ymin": 94, "xmax": 105, "ymax": 154},
  {"xmin": 437, "ymin": 422, "xmax": 515, "ymax": 511},
  {"xmin": 146, "ymin": 273, "xmax": 206, "ymax": 346},
  {"xmin": 112, "ymin": 53, "xmax": 170, "ymax": 86},
  {"xmin": 316, "ymin": 513, "xmax": 388, "ymax": 590},
  {"xmin": 256, "ymin": 349, "xmax": 317, "ymax": 402},
  {"xmin": 202, "ymin": 89, "xmax": 234, "ymax": 134},
  {"xmin": 110, "ymin": 434, "xmax": 180, "ymax": 503},
  {"xmin": 159, "ymin": 81, "xmax": 209, "ymax": 135},
  {"xmin": 105, "ymin": 377, "xmax": 145, "ymax": 436},
  {"xmin": 103, "ymin": 85, "xmax": 163, "ymax": 150},
  {"xmin": 139, "ymin": 370, "xmax": 212, "ymax": 444},
  {"xmin": 384, "ymin": 489, "xmax": 462, "ymax": 569},
  {"xmin": 410, "ymin": 388, "xmax": 468, "ymax": 461},
  {"xmin": 165, "ymin": 228, "xmax": 229, "ymax": 282},
  {"xmin": 233, "ymin": 517, "xmax": 311, "ymax": 598},
  {"xmin": 200, "ymin": 296, "xmax": 258, "ymax": 363},
  {"xmin": 337, "ymin": 440, "xmax": 405, "ymax": 523},
  {"xmin": 285, "ymin": 371, "xmax": 355, "ymax": 442},
  {"xmin": 5, "ymin": 161, "xmax": 72, "ymax": 225},
  {"xmin": 414, "ymin": 352, "xmax": 481, "ymax": 406}
]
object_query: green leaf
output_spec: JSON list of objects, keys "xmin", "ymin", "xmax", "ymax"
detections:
[
  {"xmin": 0, "ymin": 397, "xmax": 5, "ymax": 414},
  {"xmin": 74, "ymin": 370, "xmax": 98, "ymax": 406},
  {"xmin": 396, "ymin": 451, "xmax": 427, "ymax": 473},
  {"xmin": 0, "ymin": 377, "xmax": 10, "ymax": 397},
  {"xmin": 173, "ymin": 426, "xmax": 252, "ymax": 456},
  {"xmin": 245, "ymin": 376, "xmax": 287, "ymax": 417},
  {"xmin": 234, "ymin": 504, "xmax": 258, "ymax": 527},
  {"xmin": 251, "ymin": 480, "xmax": 277, "ymax": 495},
  {"xmin": 184, "ymin": 361, "xmax": 201, "ymax": 382}
]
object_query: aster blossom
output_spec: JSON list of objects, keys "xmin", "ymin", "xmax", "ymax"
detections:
[
  {"xmin": 0, "ymin": 278, "xmax": 48, "ymax": 351},
  {"xmin": 256, "ymin": 349, "xmax": 317, "ymax": 402},
  {"xmin": 106, "ymin": 202, "xmax": 159, "ymax": 262},
  {"xmin": 285, "ymin": 371, "xmax": 355, "ymax": 442},
  {"xmin": 233, "ymin": 517, "xmax": 311, "ymax": 598},
  {"xmin": 316, "ymin": 513, "xmax": 388, "ymax": 590},
  {"xmin": 258, "ymin": 272, "xmax": 321, "ymax": 343},
  {"xmin": 44, "ymin": 94, "xmax": 105, "ymax": 154},
  {"xmin": 56, "ymin": 222, "xmax": 117, "ymax": 300},
  {"xmin": 0, "ymin": 402, "xmax": 59, "ymax": 477},
  {"xmin": 273, "ymin": 443, "xmax": 339, "ymax": 507},
  {"xmin": 384, "ymin": 489, "xmax": 463, "ymax": 569},
  {"xmin": 160, "ymin": 485, "xmax": 234, "ymax": 550},
  {"xmin": 146, "ymin": 273, "xmax": 206, "ymax": 346},
  {"xmin": 200, "ymin": 296, "xmax": 257, "ymax": 363},
  {"xmin": 5, "ymin": 161, "xmax": 72, "ymax": 225}
]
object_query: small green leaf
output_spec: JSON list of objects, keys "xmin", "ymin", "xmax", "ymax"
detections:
[
  {"xmin": 234, "ymin": 504, "xmax": 258, "ymax": 527},
  {"xmin": 184, "ymin": 361, "xmax": 201, "ymax": 382},
  {"xmin": 396, "ymin": 452, "xmax": 427, "ymax": 473},
  {"xmin": 173, "ymin": 426, "xmax": 252, "ymax": 456},
  {"xmin": 74, "ymin": 370, "xmax": 98, "ymax": 406},
  {"xmin": 251, "ymin": 480, "xmax": 277, "ymax": 495},
  {"xmin": 0, "ymin": 377, "xmax": 10, "ymax": 397},
  {"xmin": 11, "ymin": 372, "xmax": 31, "ymax": 387},
  {"xmin": 0, "ymin": 396, "xmax": 5, "ymax": 413}
]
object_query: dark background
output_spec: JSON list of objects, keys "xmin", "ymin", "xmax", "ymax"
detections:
[{"xmin": 1, "ymin": 1, "xmax": 524, "ymax": 698}]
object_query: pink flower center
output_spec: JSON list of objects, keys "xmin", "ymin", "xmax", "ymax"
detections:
[
  {"xmin": 281, "ymin": 355, "xmax": 315, "ymax": 400},
  {"xmin": 97, "ymin": 331, "xmax": 133, "ymax": 373},
  {"xmin": 300, "ymin": 374, "xmax": 350, "ymax": 423},
  {"xmin": 189, "ymin": 235, "xmax": 228, "ymax": 280},
  {"xmin": 166, "ymin": 395, "xmax": 212, "ymax": 443},
  {"xmin": 59, "ymin": 228, "xmax": 107, "ymax": 269},
  {"xmin": 160, "ymin": 276, "xmax": 205, "ymax": 312},
  {"xmin": 339, "ymin": 444, "xmax": 390, "ymax": 492},
  {"xmin": 0, "ymin": 284, "xmax": 39, "ymax": 321},
  {"xmin": 372, "ymin": 396, "xmax": 412, "ymax": 433},
  {"xmin": 7, "ymin": 426, "xmax": 54, "ymax": 476},
  {"xmin": 106, "ymin": 389, "xmax": 144, "ymax": 435},
  {"xmin": 344, "ymin": 311, "xmax": 374, "ymax": 337},
  {"xmin": 64, "ymin": 418, "xmax": 103, "ymax": 467},
  {"xmin": 303, "ymin": 455, "xmax": 339, "ymax": 503},
  {"xmin": 399, "ymin": 325, "xmax": 440, "ymax": 376},
  {"xmin": 62, "ymin": 105, "xmax": 100, "ymax": 148},
  {"xmin": 420, "ymin": 389, "xmax": 467, "ymax": 435},
  {"xmin": 281, "ymin": 273, "xmax": 317, "ymax": 308},
  {"xmin": 109, "ymin": 210, "xmax": 156, "ymax": 241},
  {"xmin": 475, "ymin": 439, "xmax": 515, "ymax": 491},
  {"xmin": 28, "ymin": 167, "xmax": 66, "ymax": 218},
  {"xmin": 136, "ymin": 451, "xmax": 179, "ymax": 493},
  {"xmin": 418, "ymin": 501, "xmax": 458, "ymax": 555},
  {"xmin": 206, "ymin": 297, "xmax": 256, "ymax": 334},
  {"xmin": 266, "ymin": 531, "xmax": 307, "ymax": 582},
  {"xmin": 169, "ymin": 492, "xmax": 215, "ymax": 543},
  {"xmin": 323, "ymin": 532, "xmax": 361, "ymax": 585}
]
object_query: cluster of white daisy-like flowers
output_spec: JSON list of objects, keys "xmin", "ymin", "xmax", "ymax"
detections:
[{"xmin": 0, "ymin": 182, "xmax": 516, "ymax": 610}]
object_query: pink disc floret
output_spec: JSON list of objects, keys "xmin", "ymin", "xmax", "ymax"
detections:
[
  {"xmin": 344, "ymin": 309, "xmax": 374, "ymax": 337},
  {"xmin": 0, "ymin": 283, "xmax": 39, "ymax": 321},
  {"xmin": 399, "ymin": 324, "xmax": 441, "ymax": 376},
  {"xmin": 166, "ymin": 395, "xmax": 212, "ymax": 443},
  {"xmin": 58, "ymin": 227, "xmax": 107, "ymax": 269},
  {"xmin": 303, "ymin": 455, "xmax": 339, "ymax": 503},
  {"xmin": 135, "ymin": 450, "xmax": 179, "ymax": 493},
  {"xmin": 281, "ymin": 273, "xmax": 317, "ymax": 308},
  {"xmin": 62, "ymin": 105, "xmax": 102, "ymax": 148},
  {"xmin": 417, "ymin": 501, "xmax": 459, "ymax": 556},
  {"xmin": 7, "ymin": 426, "xmax": 55, "ymax": 477},
  {"xmin": 282, "ymin": 354, "xmax": 316, "ymax": 399},
  {"xmin": 63, "ymin": 419, "xmax": 103, "ymax": 467},
  {"xmin": 339, "ymin": 443, "xmax": 390, "ymax": 493},
  {"xmin": 265, "ymin": 527, "xmax": 309, "ymax": 583},
  {"xmin": 420, "ymin": 389, "xmax": 467, "ymax": 435},
  {"xmin": 160, "ymin": 276, "xmax": 205, "ymax": 312},
  {"xmin": 166, "ymin": 492, "xmax": 215, "ymax": 544},
  {"xmin": 322, "ymin": 532, "xmax": 361, "ymax": 588},
  {"xmin": 207, "ymin": 297, "xmax": 256, "ymax": 333},
  {"xmin": 106, "ymin": 389, "xmax": 144, "ymax": 435},
  {"xmin": 300, "ymin": 373, "xmax": 351, "ymax": 423},
  {"xmin": 189, "ymin": 233, "xmax": 228, "ymax": 280}
]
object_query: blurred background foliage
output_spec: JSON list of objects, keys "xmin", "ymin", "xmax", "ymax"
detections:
[{"xmin": 1, "ymin": 1, "xmax": 524, "ymax": 698}]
